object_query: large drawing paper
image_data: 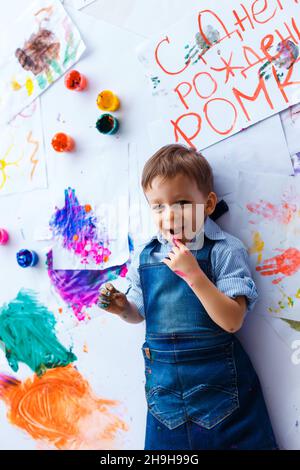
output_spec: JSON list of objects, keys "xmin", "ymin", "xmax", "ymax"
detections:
[
  {"xmin": 0, "ymin": 0, "xmax": 85, "ymax": 124},
  {"xmin": 138, "ymin": 0, "xmax": 300, "ymax": 150}
]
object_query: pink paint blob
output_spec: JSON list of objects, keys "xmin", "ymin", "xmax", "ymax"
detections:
[
  {"xmin": 172, "ymin": 236, "xmax": 180, "ymax": 247},
  {"xmin": 174, "ymin": 269, "xmax": 195, "ymax": 287},
  {"xmin": 0, "ymin": 229, "xmax": 9, "ymax": 245},
  {"xmin": 174, "ymin": 270, "xmax": 188, "ymax": 278}
]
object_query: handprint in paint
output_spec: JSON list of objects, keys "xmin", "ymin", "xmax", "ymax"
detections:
[
  {"xmin": 256, "ymin": 248, "xmax": 300, "ymax": 284},
  {"xmin": 246, "ymin": 199, "xmax": 298, "ymax": 225}
]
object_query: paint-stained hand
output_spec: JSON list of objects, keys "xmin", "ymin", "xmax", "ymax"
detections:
[
  {"xmin": 162, "ymin": 237, "xmax": 202, "ymax": 286},
  {"xmin": 97, "ymin": 283, "xmax": 129, "ymax": 315}
]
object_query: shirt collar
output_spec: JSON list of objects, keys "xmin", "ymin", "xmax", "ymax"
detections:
[{"xmin": 151, "ymin": 216, "xmax": 226, "ymax": 249}]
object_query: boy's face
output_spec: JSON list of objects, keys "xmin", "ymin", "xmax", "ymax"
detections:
[{"xmin": 144, "ymin": 173, "xmax": 217, "ymax": 244}]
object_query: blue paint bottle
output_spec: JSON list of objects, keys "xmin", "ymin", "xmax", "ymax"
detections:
[{"xmin": 16, "ymin": 249, "xmax": 39, "ymax": 268}]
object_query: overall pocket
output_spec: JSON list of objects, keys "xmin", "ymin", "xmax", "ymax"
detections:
[
  {"xmin": 142, "ymin": 341, "xmax": 239, "ymax": 431},
  {"xmin": 142, "ymin": 346, "xmax": 187, "ymax": 430}
]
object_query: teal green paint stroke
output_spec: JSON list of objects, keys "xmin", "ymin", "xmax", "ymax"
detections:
[
  {"xmin": 49, "ymin": 59, "xmax": 62, "ymax": 75},
  {"xmin": 0, "ymin": 289, "xmax": 77, "ymax": 376},
  {"xmin": 36, "ymin": 74, "xmax": 47, "ymax": 90},
  {"xmin": 63, "ymin": 37, "xmax": 81, "ymax": 67}
]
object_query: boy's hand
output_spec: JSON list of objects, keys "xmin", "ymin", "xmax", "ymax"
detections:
[
  {"xmin": 162, "ymin": 237, "xmax": 203, "ymax": 286},
  {"xmin": 98, "ymin": 282, "xmax": 129, "ymax": 315}
]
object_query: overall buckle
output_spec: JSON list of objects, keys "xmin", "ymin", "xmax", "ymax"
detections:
[{"xmin": 144, "ymin": 347, "xmax": 151, "ymax": 359}]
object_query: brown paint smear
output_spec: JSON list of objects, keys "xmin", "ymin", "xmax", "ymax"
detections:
[{"xmin": 15, "ymin": 28, "xmax": 60, "ymax": 76}]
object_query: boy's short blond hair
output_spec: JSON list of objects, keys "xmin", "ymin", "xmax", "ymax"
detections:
[{"xmin": 141, "ymin": 144, "xmax": 214, "ymax": 196}]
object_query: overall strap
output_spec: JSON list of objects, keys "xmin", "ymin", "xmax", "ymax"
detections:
[
  {"xmin": 139, "ymin": 234, "xmax": 216, "ymax": 268},
  {"xmin": 195, "ymin": 235, "xmax": 216, "ymax": 258},
  {"xmin": 139, "ymin": 238, "xmax": 161, "ymax": 265},
  {"xmin": 195, "ymin": 235, "xmax": 216, "ymax": 283}
]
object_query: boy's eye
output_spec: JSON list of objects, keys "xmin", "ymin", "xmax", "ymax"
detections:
[
  {"xmin": 151, "ymin": 201, "xmax": 191, "ymax": 211},
  {"xmin": 177, "ymin": 201, "xmax": 191, "ymax": 207}
]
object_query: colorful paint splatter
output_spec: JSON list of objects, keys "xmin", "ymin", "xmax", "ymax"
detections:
[
  {"xmin": 15, "ymin": 28, "xmax": 61, "ymax": 76},
  {"xmin": 256, "ymin": 248, "xmax": 300, "ymax": 284},
  {"xmin": 47, "ymin": 250, "xmax": 128, "ymax": 321},
  {"xmin": 249, "ymin": 231, "xmax": 265, "ymax": 264},
  {"xmin": 184, "ymin": 25, "xmax": 221, "ymax": 66},
  {"xmin": 0, "ymin": 365, "xmax": 128, "ymax": 449},
  {"xmin": 268, "ymin": 286, "xmax": 300, "ymax": 314},
  {"xmin": 0, "ymin": 289, "xmax": 76, "ymax": 375},
  {"xmin": 247, "ymin": 200, "xmax": 298, "ymax": 225},
  {"xmin": 49, "ymin": 187, "xmax": 112, "ymax": 266},
  {"xmin": 259, "ymin": 40, "xmax": 299, "ymax": 81}
]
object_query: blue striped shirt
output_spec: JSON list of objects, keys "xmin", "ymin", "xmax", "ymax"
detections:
[{"xmin": 125, "ymin": 217, "xmax": 258, "ymax": 319}]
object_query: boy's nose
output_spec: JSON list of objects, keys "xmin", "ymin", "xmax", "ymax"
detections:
[{"xmin": 163, "ymin": 209, "xmax": 182, "ymax": 230}]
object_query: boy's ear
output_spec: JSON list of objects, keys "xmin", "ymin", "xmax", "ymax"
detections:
[{"xmin": 205, "ymin": 192, "xmax": 218, "ymax": 216}]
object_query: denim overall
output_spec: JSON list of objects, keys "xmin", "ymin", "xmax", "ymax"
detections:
[{"xmin": 138, "ymin": 235, "xmax": 279, "ymax": 450}]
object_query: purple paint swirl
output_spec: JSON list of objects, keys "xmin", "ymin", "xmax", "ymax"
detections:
[
  {"xmin": 49, "ymin": 188, "xmax": 111, "ymax": 266},
  {"xmin": 47, "ymin": 250, "xmax": 128, "ymax": 321}
]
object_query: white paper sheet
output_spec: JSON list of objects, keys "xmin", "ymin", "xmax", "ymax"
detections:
[
  {"xmin": 0, "ymin": 0, "xmax": 85, "ymax": 124},
  {"xmin": 0, "ymin": 99, "xmax": 47, "ymax": 196},
  {"xmin": 49, "ymin": 146, "xmax": 130, "ymax": 270},
  {"xmin": 223, "ymin": 171, "xmax": 300, "ymax": 321},
  {"xmin": 137, "ymin": 0, "xmax": 300, "ymax": 150},
  {"xmin": 148, "ymin": 114, "xmax": 294, "ymax": 198}
]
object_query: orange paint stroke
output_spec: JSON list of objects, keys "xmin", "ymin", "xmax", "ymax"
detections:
[
  {"xmin": 27, "ymin": 131, "xmax": 39, "ymax": 180},
  {"xmin": 247, "ymin": 200, "xmax": 298, "ymax": 225},
  {"xmin": 0, "ymin": 365, "xmax": 128, "ymax": 450},
  {"xmin": 249, "ymin": 231, "xmax": 264, "ymax": 264},
  {"xmin": 256, "ymin": 248, "xmax": 300, "ymax": 284},
  {"xmin": 34, "ymin": 6, "xmax": 53, "ymax": 19}
]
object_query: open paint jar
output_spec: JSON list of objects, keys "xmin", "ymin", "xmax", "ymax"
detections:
[
  {"xmin": 96, "ymin": 90, "xmax": 120, "ymax": 111},
  {"xmin": 96, "ymin": 114, "xmax": 119, "ymax": 135},
  {"xmin": 51, "ymin": 133, "xmax": 75, "ymax": 152},
  {"xmin": 16, "ymin": 249, "xmax": 39, "ymax": 268},
  {"xmin": 64, "ymin": 70, "xmax": 87, "ymax": 91}
]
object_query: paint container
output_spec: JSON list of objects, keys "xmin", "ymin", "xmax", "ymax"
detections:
[
  {"xmin": 96, "ymin": 90, "xmax": 120, "ymax": 111},
  {"xmin": 16, "ymin": 249, "xmax": 39, "ymax": 268},
  {"xmin": 0, "ymin": 229, "xmax": 9, "ymax": 245},
  {"xmin": 51, "ymin": 133, "xmax": 75, "ymax": 152},
  {"xmin": 64, "ymin": 70, "xmax": 87, "ymax": 91},
  {"xmin": 96, "ymin": 114, "xmax": 119, "ymax": 135}
]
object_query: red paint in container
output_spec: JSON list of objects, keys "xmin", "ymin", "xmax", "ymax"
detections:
[
  {"xmin": 51, "ymin": 133, "xmax": 75, "ymax": 152},
  {"xmin": 64, "ymin": 70, "xmax": 87, "ymax": 91}
]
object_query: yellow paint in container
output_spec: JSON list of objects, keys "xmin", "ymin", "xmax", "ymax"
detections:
[{"xmin": 97, "ymin": 90, "xmax": 120, "ymax": 111}]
